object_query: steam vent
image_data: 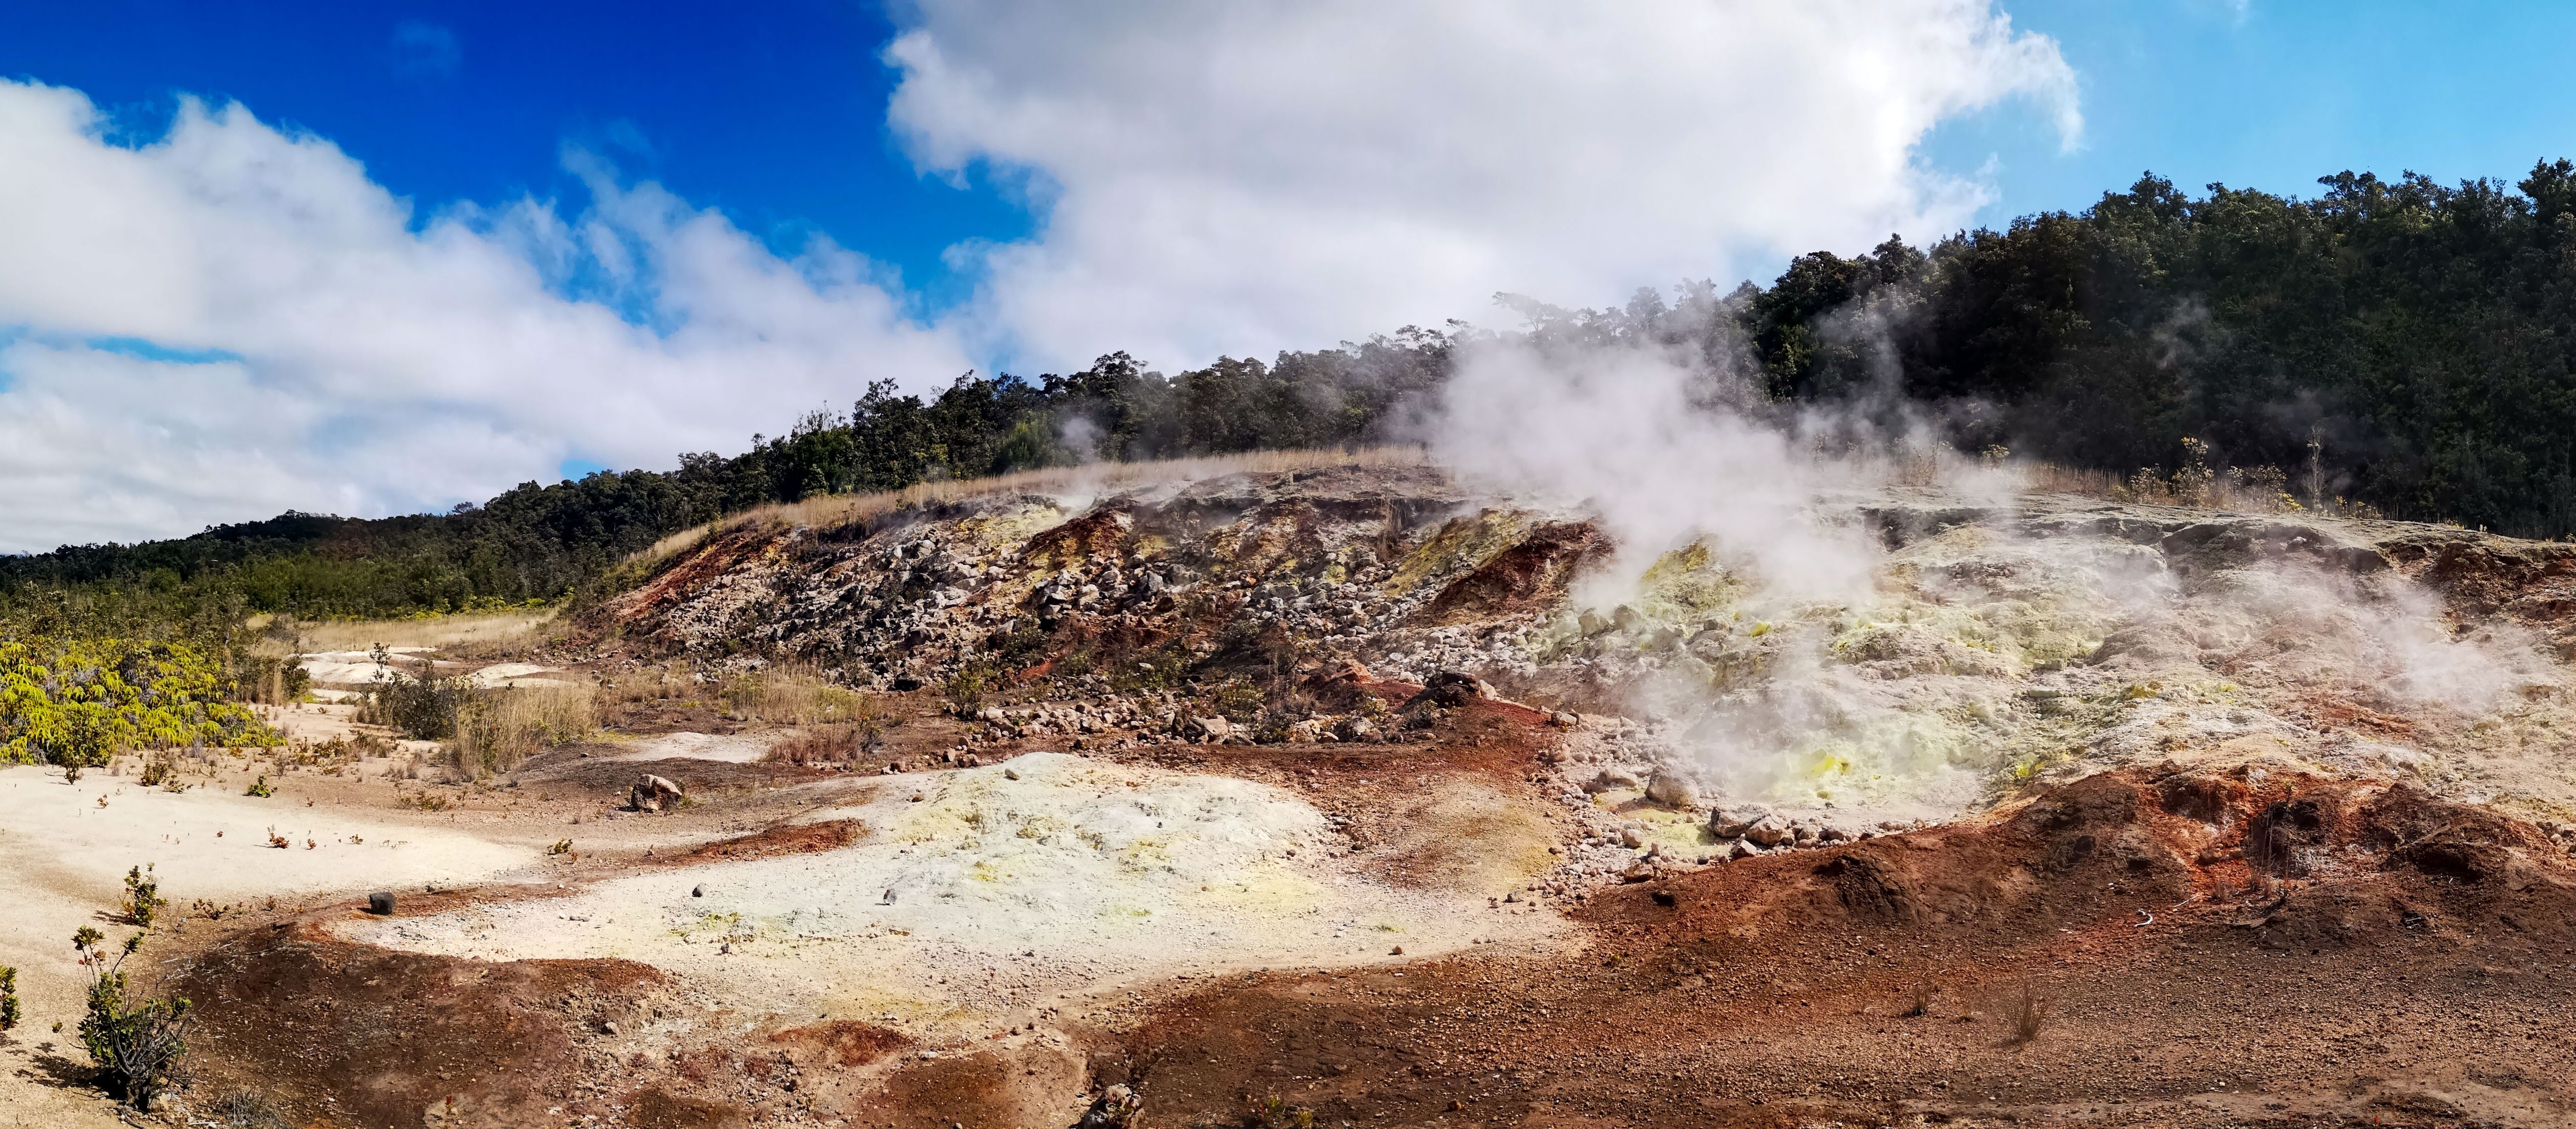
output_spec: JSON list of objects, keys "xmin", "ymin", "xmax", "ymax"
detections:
[{"xmin": 18, "ymin": 451, "xmax": 2572, "ymax": 1127}]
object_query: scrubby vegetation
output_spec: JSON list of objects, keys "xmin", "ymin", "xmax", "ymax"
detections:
[
  {"xmin": 74, "ymin": 925, "xmax": 192, "ymax": 1109},
  {"xmin": 0, "ymin": 638, "xmax": 278, "ymax": 769},
  {"xmin": 359, "ymin": 671, "xmax": 596, "ymax": 778}
]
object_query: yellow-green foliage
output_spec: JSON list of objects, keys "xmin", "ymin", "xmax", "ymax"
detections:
[{"xmin": 0, "ymin": 638, "xmax": 279, "ymax": 765}]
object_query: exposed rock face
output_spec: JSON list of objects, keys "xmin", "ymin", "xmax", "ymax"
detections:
[{"xmin": 595, "ymin": 463, "xmax": 2576, "ymax": 824}]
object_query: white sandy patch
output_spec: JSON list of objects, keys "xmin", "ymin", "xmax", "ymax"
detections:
[
  {"xmin": 0, "ymin": 763, "xmax": 532, "ymax": 907},
  {"xmin": 600, "ymin": 731, "xmax": 775, "ymax": 764},
  {"xmin": 0, "ymin": 761, "xmax": 542, "ymax": 1127},
  {"xmin": 340, "ymin": 752, "xmax": 1556, "ymax": 1028},
  {"xmin": 466, "ymin": 662, "xmax": 576, "ymax": 688},
  {"xmin": 297, "ymin": 647, "xmax": 431, "ymax": 686}
]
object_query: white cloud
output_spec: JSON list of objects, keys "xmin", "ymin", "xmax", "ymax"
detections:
[
  {"xmin": 0, "ymin": 80, "xmax": 970, "ymax": 551},
  {"xmin": 0, "ymin": 5, "xmax": 2081, "ymax": 551},
  {"xmin": 887, "ymin": 0, "xmax": 2079, "ymax": 371}
]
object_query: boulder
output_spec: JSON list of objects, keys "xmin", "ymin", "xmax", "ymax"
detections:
[
  {"xmin": 1416, "ymin": 670, "xmax": 1496, "ymax": 707},
  {"xmin": 631, "ymin": 774, "xmax": 685, "ymax": 813},
  {"xmin": 1619, "ymin": 826, "xmax": 1648, "ymax": 848},
  {"xmin": 1645, "ymin": 771, "xmax": 1701, "ymax": 809},
  {"xmin": 1742, "ymin": 814, "xmax": 1793, "ymax": 848},
  {"xmin": 1177, "ymin": 715, "xmax": 1234, "ymax": 743},
  {"xmin": 366, "ymin": 892, "xmax": 395, "ymax": 916},
  {"xmin": 1707, "ymin": 806, "xmax": 1770, "ymax": 838}
]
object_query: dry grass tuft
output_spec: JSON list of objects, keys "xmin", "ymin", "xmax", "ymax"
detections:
[
  {"xmin": 718, "ymin": 663, "xmax": 880, "ymax": 728},
  {"xmin": 2003, "ymin": 981, "xmax": 2048, "ymax": 1046},
  {"xmin": 2016, "ymin": 443, "xmax": 2382, "ymax": 520},
  {"xmin": 448, "ymin": 682, "xmax": 597, "ymax": 777},
  {"xmin": 1902, "ymin": 977, "xmax": 1937, "ymax": 1018},
  {"xmin": 265, "ymin": 609, "xmax": 563, "ymax": 657},
  {"xmin": 769, "ymin": 722, "xmax": 877, "ymax": 767},
  {"xmin": 600, "ymin": 661, "xmax": 699, "ymax": 709},
  {"xmin": 625, "ymin": 447, "xmax": 1425, "ymax": 575}
]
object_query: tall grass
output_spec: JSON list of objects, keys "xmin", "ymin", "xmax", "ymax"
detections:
[
  {"xmin": 599, "ymin": 661, "xmax": 699, "ymax": 709},
  {"xmin": 717, "ymin": 663, "xmax": 881, "ymax": 727},
  {"xmin": 257, "ymin": 608, "xmax": 562, "ymax": 658},
  {"xmin": 362, "ymin": 676, "xmax": 596, "ymax": 778},
  {"xmin": 447, "ymin": 682, "xmax": 596, "ymax": 777}
]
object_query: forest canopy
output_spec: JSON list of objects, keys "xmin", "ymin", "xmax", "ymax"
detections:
[{"xmin": 13, "ymin": 161, "xmax": 2576, "ymax": 632}]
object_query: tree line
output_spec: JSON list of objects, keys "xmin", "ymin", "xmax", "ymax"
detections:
[{"xmin": 13, "ymin": 160, "xmax": 2576, "ymax": 634}]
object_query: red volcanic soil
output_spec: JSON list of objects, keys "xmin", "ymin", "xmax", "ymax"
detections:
[{"xmin": 1088, "ymin": 767, "xmax": 2576, "ymax": 1128}]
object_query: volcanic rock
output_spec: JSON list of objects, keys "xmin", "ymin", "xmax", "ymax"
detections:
[
  {"xmin": 1645, "ymin": 771, "xmax": 1701, "ymax": 808},
  {"xmin": 631, "ymin": 774, "xmax": 685, "ymax": 813},
  {"xmin": 1584, "ymin": 768, "xmax": 1643, "ymax": 794}
]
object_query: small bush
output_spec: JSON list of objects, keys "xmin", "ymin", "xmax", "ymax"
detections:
[
  {"xmin": 0, "ymin": 964, "xmax": 20, "ymax": 1032},
  {"xmin": 943, "ymin": 664, "xmax": 991, "ymax": 718},
  {"xmin": 360, "ymin": 669, "xmax": 471, "ymax": 740},
  {"xmin": 244, "ymin": 775, "xmax": 273, "ymax": 798},
  {"xmin": 1212, "ymin": 681, "xmax": 1266, "ymax": 724},
  {"xmin": 137, "ymin": 750, "xmax": 177, "ymax": 788},
  {"xmin": 1901, "ymin": 977, "xmax": 1935, "ymax": 1018},
  {"xmin": 121, "ymin": 865, "xmax": 165, "ymax": 929},
  {"xmin": 74, "ymin": 926, "xmax": 193, "ymax": 1109}
]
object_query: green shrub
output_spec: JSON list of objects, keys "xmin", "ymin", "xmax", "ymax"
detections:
[
  {"xmin": 0, "ymin": 964, "xmax": 20, "ymax": 1032},
  {"xmin": 359, "ymin": 670, "xmax": 471, "ymax": 740},
  {"xmin": 943, "ymin": 664, "xmax": 992, "ymax": 718},
  {"xmin": 120, "ymin": 865, "xmax": 165, "ymax": 929},
  {"xmin": 74, "ymin": 926, "xmax": 192, "ymax": 1109},
  {"xmin": 0, "ymin": 638, "xmax": 279, "ymax": 770}
]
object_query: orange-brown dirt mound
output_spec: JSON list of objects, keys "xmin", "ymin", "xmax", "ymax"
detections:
[{"xmin": 1084, "ymin": 766, "xmax": 2576, "ymax": 1128}]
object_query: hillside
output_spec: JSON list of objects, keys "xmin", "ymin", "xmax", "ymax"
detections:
[
  {"xmin": 5, "ymin": 456, "xmax": 2568, "ymax": 1126},
  {"xmin": 23, "ymin": 160, "xmax": 2576, "ymax": 638}
]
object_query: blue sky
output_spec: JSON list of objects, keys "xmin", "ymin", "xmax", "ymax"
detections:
[
  {"xmin": 3, "ymin": 1, "xmax": 2573, "ymax": 549},
  {"xmin": 1931, "ymin": 1, "xmax": 2576, "ymax": 234},
  {"xmin": 0, "ymin": 1, "xmax": 1029, "ymax": 314},
  {"xmin": 11, "ymin": 2, "xmax": 2571, "ymax": 315}
]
